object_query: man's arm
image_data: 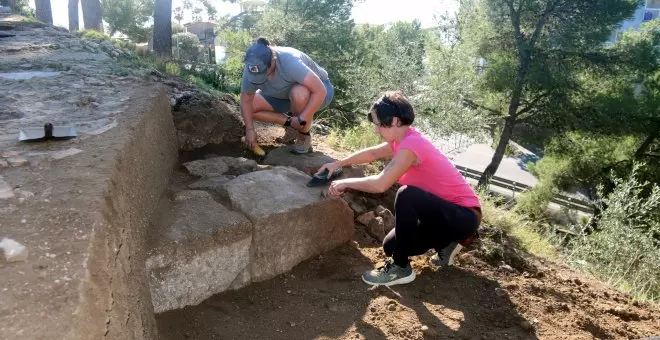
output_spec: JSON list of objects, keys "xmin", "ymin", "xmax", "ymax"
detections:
[
  {"xmin": 298, "ymin": 71, "xmax": 326, "ymax": 123},
  {"xmin": 239, "ymin": 92, "xmax": 255, "ymax": 129}
]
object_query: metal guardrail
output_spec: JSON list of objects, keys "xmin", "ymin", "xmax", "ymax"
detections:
[{"xmin": 455, "ymin": 165, "xmax": 595, "ymax": 214}]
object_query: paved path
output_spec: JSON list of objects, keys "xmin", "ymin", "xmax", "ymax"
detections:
[{"xmin": 451, "ymin": 143, "xmax": 539, "ymax": 187}]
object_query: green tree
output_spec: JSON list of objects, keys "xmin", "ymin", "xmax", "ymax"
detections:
[
  {"xmin": 421, "ymin": 0, "xmax": 488, "ymax": 138},
  {"xmin": 469, "ymin": 0, "xmax": 640, "ymax": 188},
  {"xmin": 103, "ymin": 0, "xmax": 154, "ymax": 42},
  {"xmin": 173, "ymin": 32, "xmax": 201, "ymax": 60},
  {"xmin": 255, "ymin": 0, "xmax": 358, "ymax": 125}
]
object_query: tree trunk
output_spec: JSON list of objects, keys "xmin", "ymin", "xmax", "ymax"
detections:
[
  {"xmin": 477, "ymin": 56, "xmax": 529, "ymax": 188},
  {"xmin": 634, "ymin": 127, "xmax": 658, "ymax": 159},
  {"xmin": 34, "ymin": 0, "xmax": 53, "ymax": 24},
  {"xmin": 81, "ymin": 0, "xmax": 103, "ymax": 31},
  {"xmin": 478, "ymin": 116, "xmax": 517, "ymax": 188},
  {"xmin": 153, "ymin": 0, "xmax": 172, "ymax": 57},
  {"xmin": 68, "ymin": 0, "xmax": 79, "ymax": 32}
]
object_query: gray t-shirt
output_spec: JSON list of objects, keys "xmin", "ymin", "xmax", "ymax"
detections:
[{"xmin": 241, "ymin": 46, "xmax": 329, "ymax": 99}]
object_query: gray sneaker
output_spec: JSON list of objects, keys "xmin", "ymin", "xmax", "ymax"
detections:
[
  {"xmin": 430, "ymin": 242, "xmax": 463, "ymax": 267},
  {"xmin": 362, "ymin": 258, "xmax": 416, "ymax": 286},
  {"xmin": 291, "ymin": 132, "xmax": 312, "ymax": 154},
  {"xmin": 278, "ymin": 125, "xmax": 297, "ymax": 144}
]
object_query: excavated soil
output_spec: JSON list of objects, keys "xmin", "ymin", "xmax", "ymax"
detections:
[{"xmin": 156, "ymin": 127, "xmax": 660, "ymax": 340}]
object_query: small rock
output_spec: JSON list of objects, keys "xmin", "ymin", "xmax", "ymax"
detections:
[
  {"xmin": 50, "ymin": 148, "xmax": 83, "ymax": 160},
  {"xmin": 498, "ymin": 264, "xmax": 515, "ymax": 273},
  {"xmin": 367, "ymin": 217, "xmax": 386, "ymax": 241},
  {"xmin": 7, "ymin": 156, "xmax": 28, "ymax": 167},
  {"xmin": 0, "ymin": 177, "xmax": 14, "ymax": 199},
  {"xmin": 288, "ymin": 321, "xmax": 296, "ymax": 327},
  {"xmin": 520, "ymin": 320, "xmax": 533, "ymax": 331},
  {"xmin": 420, "ymin": 325, "xmax": 439, "ymax": 337},
  {"xmin": 349, "ymin": 201, "xmax": 367, "ymax": 215},
  {"xmin": 1, "ymin": 151, "xmax": 19, "ymax": 158},
  {"xmin": 374, "ymin": 205, "xmax": 388, "ymax": 215},
  {"xmin": 183, "ymin": 158, "xmax": 229, "ymax": 177},
  {"xmin": 356, "ymin": 211, "xmax": 376, "ymax": 225},
  {"xmin": 0, "ymin": 237, "xmax": 29, "ymax": 262},
  {"xmin": 388, "ymin": 304, "xmax": 396, "ymax": 311}
]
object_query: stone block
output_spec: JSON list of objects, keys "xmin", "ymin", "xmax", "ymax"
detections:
[
  {"xmin": 225, "ymin": 166, "xmax": 354, "ymax": 282},
  {"xmin": 146, "ymin": 190, "xmax": 252, "ymax": 313}
]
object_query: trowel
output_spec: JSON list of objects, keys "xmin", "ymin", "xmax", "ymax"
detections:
[
  {"xmin": 19, "ymin": 123, "xmax": 77, "ymax": 142},
  {"xmin": 306, "ymin": 167, "xmax": 343, "ymax": 187}
]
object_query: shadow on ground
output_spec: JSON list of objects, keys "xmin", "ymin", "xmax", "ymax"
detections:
[{"xmin": 156, "ymin": 242, "xmax": 538, "ymax": 340}]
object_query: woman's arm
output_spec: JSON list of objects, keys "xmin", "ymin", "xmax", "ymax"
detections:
[
  {"xmin": 329, "ymin": 149, "xmax": 416, "ymax": 195},
  {"xmin": 317, "ymin": 142, "xmax": 393, "ymax": 178}
]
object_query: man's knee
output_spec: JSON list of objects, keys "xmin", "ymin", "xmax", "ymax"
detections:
[{"xmin": 289, "ymin": 85, "xmax": 310, "ymax": 113}]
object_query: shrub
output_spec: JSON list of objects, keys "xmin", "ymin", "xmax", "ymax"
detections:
[{"xmin": 566, "ymin": 164, "xmax": 660, "ymax": 301}]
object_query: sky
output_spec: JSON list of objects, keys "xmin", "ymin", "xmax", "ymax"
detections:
[{"xmin": 33, "ymin": 0, "xmax": 459, "ymax": 31}]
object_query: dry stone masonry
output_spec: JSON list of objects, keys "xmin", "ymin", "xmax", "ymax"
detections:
[{"xmin": 146, "ymin": 159, "xmax": 355, "ymax": 313}]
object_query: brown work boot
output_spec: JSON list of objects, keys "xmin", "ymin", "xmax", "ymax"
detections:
[
  {"xmin": 291, "ymin": 132, "xmax": 312, "ymax": 154},
  {"xmin": 277, "ymin": 125, "xmax": 297, "ymax": 144}
]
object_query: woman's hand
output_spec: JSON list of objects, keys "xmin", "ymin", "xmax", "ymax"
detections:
[
  {"xmin": 328, "ymin": 180, "xmax": 348, "ymax": 197},
  {"xmin": 316, "ymin": 161, "xmax": 342, "ymax": 179}
]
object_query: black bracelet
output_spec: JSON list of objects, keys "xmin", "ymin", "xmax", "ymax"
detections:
[{"xmin": 284, "ymin": 116, "xmax": 292, "ymax": 127}]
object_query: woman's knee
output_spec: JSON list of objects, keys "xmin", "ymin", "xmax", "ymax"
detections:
[
  {"xmin": 394, "ymin": 185, "xmax": 424, "ymax": 209},
  {"xmin": 289, "ymin": 84, "xmax": 310, "ymax": 114}
]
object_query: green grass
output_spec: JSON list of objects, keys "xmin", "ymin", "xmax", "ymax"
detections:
[
  {"xmin": 80, "ymin": 29, "xmax": 110, "ymax": 41},
  {"xmin": 327, "ymin": 121, "xmax": 381, "ymax": 152},
  {"xmin": 479, "ymin": 193, "xmax": 559, "ymax": 260}
]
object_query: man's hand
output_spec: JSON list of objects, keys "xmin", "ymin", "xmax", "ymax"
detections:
[
  {"xmin": 328, "ymin": 180, "xmax": 347, "ymax": 197},
  {"xmin": 316, "ymin": 161, "xmax": 342, "ymax": 179},
  {"xmin": 245, "ymin": 128, "xmax": 258, "ymax": 149}
]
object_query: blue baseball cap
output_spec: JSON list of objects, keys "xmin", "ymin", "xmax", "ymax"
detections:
[{"xmin": 244, "ymin": 42, "xmax": 272, "ymax": 85}]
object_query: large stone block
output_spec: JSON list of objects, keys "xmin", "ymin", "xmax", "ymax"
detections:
[
  {"xmin": 225, "ymin": 166, "xmax": 355, "ymax": 282},
  {"xmin": 146, "ymin": 191, "xmax": 252, "ymax": 313},
  {"xmin": 262, "ymin": 147, "xmax": 364, "ymax": 178}
]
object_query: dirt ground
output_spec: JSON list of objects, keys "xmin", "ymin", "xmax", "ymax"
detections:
[{"xmin": 157, "ymin": 126, "xmax": 660, "ymax": 340}]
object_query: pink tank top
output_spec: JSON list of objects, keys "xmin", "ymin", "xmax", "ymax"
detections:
[{"xmin": 390, "ymin": 128, "xmax": 480, "ymax": 208}]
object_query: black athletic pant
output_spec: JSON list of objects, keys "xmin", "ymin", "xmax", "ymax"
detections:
[{"xmin": 384, "ymin": 185, "xmax": 480, "ymax": 268}]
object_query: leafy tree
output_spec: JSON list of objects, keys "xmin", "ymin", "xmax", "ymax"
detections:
[
  {"xmin": 468, "ymin": 0, "xmax": 640, "ymax": 188},
  {"xmin": 522, "ymin": 20, "xmax": 660, "ymax": 219},
  {"xmin": 173, "ymin": 6, "xmax": 184, "ymax": 24},
  {"xmin": 103, "ymin": 0, "xmax": 154, "ymax": 42},
  {"xmin": 255, "ymin": 0, "xmax": 358, "ymax": 125},
  {"xmin": 421, "ymin": 0, "xmax": 488, "ymax": 139},
  {"xmin": 173, "ymin": 32, "xmax": 201, "ymax": 60}
]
